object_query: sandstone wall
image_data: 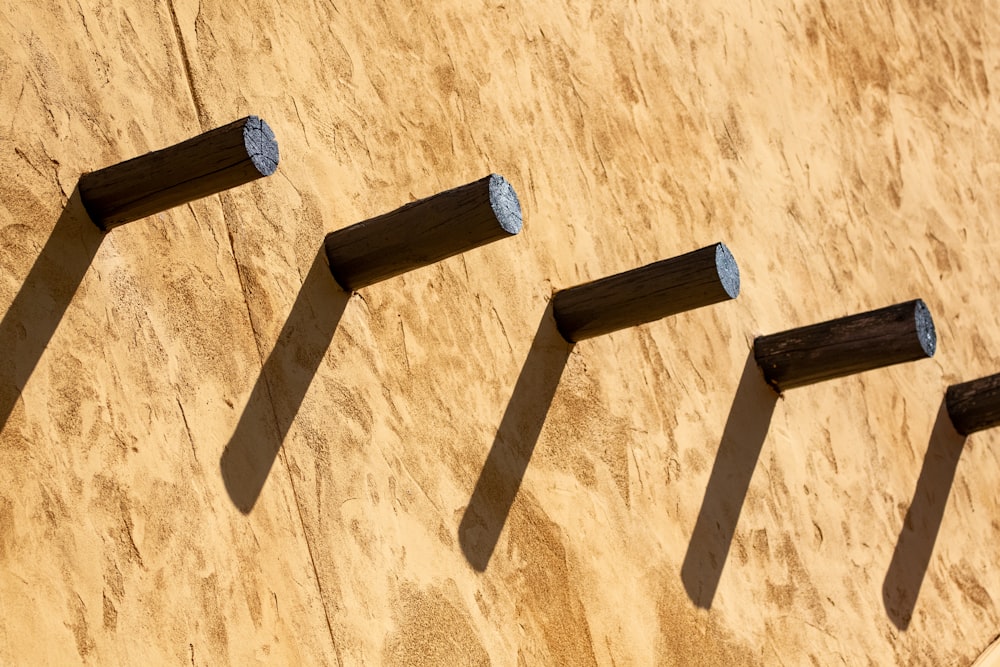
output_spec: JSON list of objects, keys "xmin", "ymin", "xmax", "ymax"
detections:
[{"xmin": 1, "ymin": 0, "xmax": 999, "ymax": 664}]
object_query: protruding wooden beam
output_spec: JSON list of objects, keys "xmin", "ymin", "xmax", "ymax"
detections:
[
  {"xmin": 946, "ymin": 372, "xmax": 1000, "ymax": 435},
  {"xmin": 754, "ymin": 299, "xmax": 936, "ymax": 391},
  {"xmin": 551, "ymin": 243, "xmax": 740, "ymax": 342},
  {"xmin": 79, "ymin": 116, "xmax": 279, "ymax": 231},
  {"xmin": 324, "ymin": 174, "xmax": 522, "ymax": 291}
]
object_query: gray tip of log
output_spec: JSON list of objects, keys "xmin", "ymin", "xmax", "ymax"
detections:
[
  {"xmin": 488, "ymin": 173, "xmax": 522, "ymax": 235},
  {"xmin": 716, "ymin": 243, "xmax": 740, "ymax": 299},
  {"xmin": 914, "ymin": 299, "xmax": 936, "ymax": 357},
  {"xmin": 244, "ymin": 116, "xmax": 280, "ymax": 176}
]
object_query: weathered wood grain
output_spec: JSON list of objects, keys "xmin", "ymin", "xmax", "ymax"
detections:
[
  {"xmin": 79, "ymin": 115, "xmax": 279, "ymax": 230},
  {"xmin": 754, "ymin": 299, "xmax": 936, "ymax": 391},
  {"xmin": 946, "ymin": 372, "xmax": 1000, "ymax": 435},
  {"xmin": 324, "ymin": 174, "xmax": 522, "ymax": 291},
  {"xmin": 551, "ymin": 243, "xmax": 740, "ymax": 342}
]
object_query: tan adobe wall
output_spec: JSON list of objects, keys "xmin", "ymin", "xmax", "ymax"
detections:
[{"xmin": 0, "ymin": 0, "xmax": 998, "ymax": 664}]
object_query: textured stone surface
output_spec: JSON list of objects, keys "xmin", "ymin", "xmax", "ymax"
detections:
[{"xmin": 1, "ymin": 0, "xmax": 999, "ymax": 664}]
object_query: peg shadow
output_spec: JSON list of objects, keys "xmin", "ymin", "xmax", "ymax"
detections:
[
  {"xmin": 0, "ymin": 187, "xmax": 104, "ymax": 431},
  {"xmin": 220, "ymin": 249, "xmax": 349, "ymax": 512},
  {"xmin": 882, "ymin": 399, "xmax": 967, "ymax": 630},
  {"xmin": 681, "ymin": 352, "xmax": 779, "ymax": 608},
  {"xmin": 459, "ymin": 304, "xmax": 573, "ymax": 571}
]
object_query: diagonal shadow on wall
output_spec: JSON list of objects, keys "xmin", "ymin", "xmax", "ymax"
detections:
[
  {"xmin": 459, "ymin": 304, "xmax": 573, "ymax": 571},
  {"xmin": 0, "ymin": 187, "xmax": 103, "ymax": 432},
  {"xmin": 681, "ymin": 351, "xmax": 779, "ymax": 608},
  {"xmin": 221, "ymin": 249, "xmax": 349, "ymax": 513},
  {"xmin": 882, "ymin": 399, "xmax": 967, "ymax": 630}
]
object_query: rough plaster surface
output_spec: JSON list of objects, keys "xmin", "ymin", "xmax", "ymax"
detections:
[{"xmin": 1, "ymin": 0, "xmax": 999, "ymax": 664}]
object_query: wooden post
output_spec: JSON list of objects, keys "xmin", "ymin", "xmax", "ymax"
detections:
[
  {"xmin": 946, "ymin": 373, "xmax": 1000, "ymax": 435},
  {"xmin": 551, "ymin": 243, "xmax": 740, "ymax": 342},
  {"xmin": 324, "ymin": 174, "xmax": 522, "ymax": 291},
  {"xmin": 79, "ymin": 116, "xmax": 279, "ymax": 231},
  {"xmin": 754, "ymin": 299, "xmax": 936, "ymax": 391}
]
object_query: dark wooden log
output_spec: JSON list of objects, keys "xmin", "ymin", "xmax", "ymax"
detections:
[
  {"xmin": 324, "ymin": 174, "xmax": 522, "ymax": 291},
  {"xmin": 946, "ymin": 372, "xmax": 1000, "ymax": 435},
  {"xmin": 79, "ymin": 116, "xmax": 279, "ymax": 231},
  {"xmin": 551, "ymin": 243, "xmax": 740, "ymax": 342},
  {"xmin": 754, "ymin": 299, "xmax": 936, "ymax": 391}
]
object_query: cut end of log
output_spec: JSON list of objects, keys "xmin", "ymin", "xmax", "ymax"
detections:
[
  {"xmin": 715, "ymin": 243, "xmax": 740, "ymax": 299},
  {"xmin": 244, "ymin": 116, "xmax": 280, "ymax": 176},
  {"xmin": 914, "ymin": 299, "xmax": 936, "ymax": 357},
  {"xmin": 488, "ymin": 174, "xmax": 523, "ymax": 235}
]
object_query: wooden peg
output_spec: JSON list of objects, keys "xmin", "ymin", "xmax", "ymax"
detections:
[
  {"xmin": 551, "ymin": 243, "xmax": 740, "ymax": 342},
  {"xmin": 946, "ymin": 373, "xmax": 1000, "ymax": 435},
  {"xmin": 79, "ymin": 116, "xmax": 279, "ymax": 231},
  {"xmin": 324, "ymin": 174, "xmax": 522, "ymax": 291},
  {"xmin": 754, "ymin": 299, "xmax": 936, "ymax": 391}
]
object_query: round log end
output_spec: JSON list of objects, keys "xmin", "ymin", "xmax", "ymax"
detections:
[
  {"xmin": 914, "ymin": 299, "xmax": 936, "ymax": 357},
  {"xmin": 715, "ymin": 243, "xmax": 740, "ymax": 299},
  {"xmin": 488, "ymin": 174, "xmax": 523, "ymax": 235},
  {"xmin": 244, "ymin": 116, "xmax": 280, "ymax": 176}
]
